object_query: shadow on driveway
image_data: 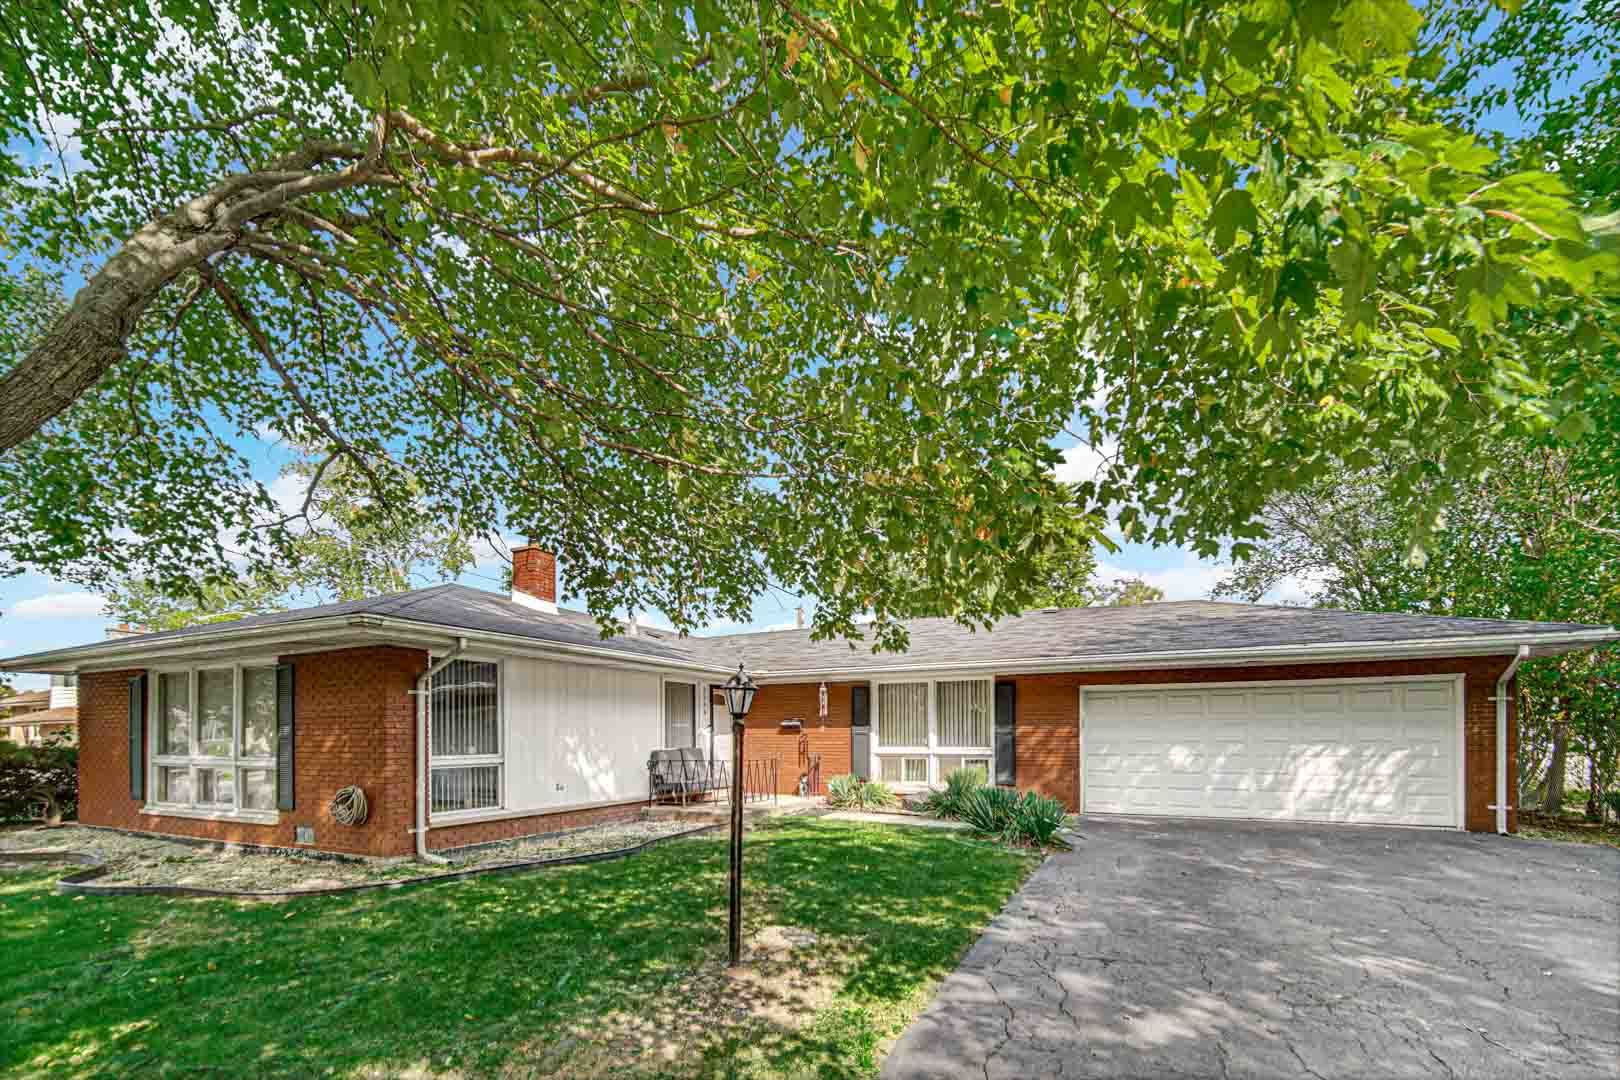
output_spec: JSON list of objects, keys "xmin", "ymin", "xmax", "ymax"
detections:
[{"xmin": 883, "ymin": 817, "xmax": 1620, "ymax": 1079}]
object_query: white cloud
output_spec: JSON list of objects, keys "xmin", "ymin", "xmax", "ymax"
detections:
[
  {"xmin": 10, "ymin": 591, "xmax": 107, "ymax": 618},
  {"xmin": 1097, "ymin": 560, "xmax": 1226, "ymax": 602},
  {"xmin": 1267, "ymin": 571, "xmax": 1329, "ymax": 607},
  {"xmin": 1054, "ymin": 441, "xmax": 1117, "ymax": 486}
]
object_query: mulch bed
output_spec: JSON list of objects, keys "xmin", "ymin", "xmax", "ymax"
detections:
[{"xmin": 0, "ymin": 817, "xmax": 715, "ymax": 898}]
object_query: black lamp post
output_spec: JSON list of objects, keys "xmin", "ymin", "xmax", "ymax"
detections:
[{"xmin": 722, "ymin": 662, "xmax": 757, "ymax": 966}]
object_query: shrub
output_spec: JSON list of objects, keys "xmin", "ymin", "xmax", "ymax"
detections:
[
  {"xmin": 825, "ymin": 774, "xmax": 898, "ymax": 810},
  {"xmin": 919, "ymin": 767, "xmax": 987, "ymax": 820},
  {"xmin": 1010, "ymin": 792, "xmax": 1070, "ymax": 847},
  {"xmin": 959, "ymin": 786, "xmax": 1070, "ymax": 847},
  {"xmin": 960, "ymin": 785, "xmax": 1020, "ymax": 835},
  {"xmin": 0, "ymin": 739, "xmax": 78, "ymax": 823}
]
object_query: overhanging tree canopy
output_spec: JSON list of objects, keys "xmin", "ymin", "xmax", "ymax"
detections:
[{"xmin": 0, "ymin": 0, "xmax": 1615, "ymax": 646}]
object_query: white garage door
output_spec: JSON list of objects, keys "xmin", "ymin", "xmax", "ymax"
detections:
[{"xmin": 1081, "ymin": 678, "xmax": 1461, "ymax": 827}]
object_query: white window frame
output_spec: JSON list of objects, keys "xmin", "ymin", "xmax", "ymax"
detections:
[
  {"xmin": 871, "ymin": 675, "xmax": 995, "ymax": 787},
  {"xmin": 428, "ymin": 656, "xmax": 506, "ymax": 822},
  {"xmin": 145, "ymin": 658, "xmax": 280, "ymax": 824}
]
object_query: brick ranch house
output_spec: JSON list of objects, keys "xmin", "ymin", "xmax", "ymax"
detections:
[{"xmin": 1, "ymin": 546, "xmax": 1615, "ymax": 858}]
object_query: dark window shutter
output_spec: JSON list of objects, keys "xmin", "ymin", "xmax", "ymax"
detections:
[
  {"xmin": 850, "ymin": 684, "xmax": 871, "ymax": 780},
  {"xmin": 994, "ymin": 681, "xmax": 1016, "ymax": 786},
  {"xmin": 275, "ymin": 662, "xmax": 295, "ymax": 810},
  {"xmin": 128, "ymin": 674, "xmax": 147, "ymax": 800}
]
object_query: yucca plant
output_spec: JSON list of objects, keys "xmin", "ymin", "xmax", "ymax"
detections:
[
  {"xmin": 1008, "ymin": 792, "xmax": 1070, "ymax": 847},
  {"xmin": 960, "ymin": 785, "xmax": 1019, "ymax": 835},
  {"xmin": 825, "ymin": 773, "xmax": 864, "ymax": 809},
  {"xmin": 825, "ymin": 774, "xmax": 899, "ymax": 810},
  {"xmin": 919, "ymin": 767, "xmax": 987, "ymax": 820},
  {"xmin": 857, "ymin": 779, "xmax": 899, "ymax": 809}
]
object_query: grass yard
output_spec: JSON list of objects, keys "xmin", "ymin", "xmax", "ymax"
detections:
[{"xmin": 0, "ymin": 818, "xmax": 1037, "ymax": 1078}]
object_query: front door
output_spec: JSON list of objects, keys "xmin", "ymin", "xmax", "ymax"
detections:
[
  {"xmin": 708, "ymin": 687, "xmax": 732, "ymax": 766},
  {"xmin": 664, "ymin": 681, "xmax": 696, "ymax": 748}
]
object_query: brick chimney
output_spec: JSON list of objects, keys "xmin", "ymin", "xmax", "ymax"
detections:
[{"xmin": 510, "ymin": 543, "xmax": 558, "ymax": 614}]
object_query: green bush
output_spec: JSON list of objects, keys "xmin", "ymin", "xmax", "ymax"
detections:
[
  {"xmin": 960, "ymin": 785, "xmax": 1020, "ymax": 835},
  {"xmin": 959, "ymin": 786, "xmax": 1070, "ymax": 847},
  {"xmin": 0, "ymin": 739, "xmax": 78, "ymax": 822},
  {"xmin": 920, "ymin": 767, "xmax": 988, "ymax": 820},
  {"xmin": 1605, "ymin": 790, "xmax": 1620, "ymax": 822},
  {"xmin": 1011, "ymin": 792, "xmax": 1070, "ymax": 847},
  {"xmin": 825, "ymin": 774, "xmax": 898, "ymax": 810}
]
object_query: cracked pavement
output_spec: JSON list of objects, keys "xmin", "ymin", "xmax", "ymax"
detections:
[{"xmin": 882, "ymin": 817, "xmax": 1620, "ymax": 1079}]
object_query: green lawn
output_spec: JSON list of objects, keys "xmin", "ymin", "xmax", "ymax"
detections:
[{"xmin": 0, "ymin": 819, "xmax": 1036, "ymax": 1078}]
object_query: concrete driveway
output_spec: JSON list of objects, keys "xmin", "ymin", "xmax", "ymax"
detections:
[{"xmin": 884, "ymin": 817, "xmax": 1620, "ymax": 1079}]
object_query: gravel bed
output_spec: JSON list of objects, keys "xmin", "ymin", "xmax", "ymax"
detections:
[{"xmin": 0, "ymin": 817, "xmax": 706, "ymax": 893}]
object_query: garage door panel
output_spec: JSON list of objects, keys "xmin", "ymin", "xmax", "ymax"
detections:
[
  {"xmin": 1252, "ymin": 691, "xmax": 1298, "ymax": 715},
  {"xmin": 1082, "ymin": 681, "xmax": 1459, "ymax": 828},
  {"xmin": 1207, "ymin": 691, "xmax": 1251, "ymax": 715}
]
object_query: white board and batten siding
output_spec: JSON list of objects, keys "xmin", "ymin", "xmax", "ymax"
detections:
[
  {"xmin": 502, "ymin": 656, "xmax": 664, "ymax": 813},
  {"xmin": 1080, "ymin": 676, "xmax": 1463, "ymax": 829}
]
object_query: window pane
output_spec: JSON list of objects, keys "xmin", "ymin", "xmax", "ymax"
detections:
[
  {"xmin": 158, "ymin": 766, "xmax": 191, "ymax": 804},
  {"xmin": 241, "ymin": 768, "xmax": 276, "ymax": 810},
  {"xmin": 196, "ymin": 767, "xmax": 236, "ymax": 808},
  {"xmin": 937, "ymin": 680, "xmax": 991, "ymax": 747},
  {"xmin": 159, "ymin": 673, "xmax": 191, "ymax": 755},
  {"xmin": 431, "ymin": 660, "xmax": 500, "ymax": 757},
  {"xmin": 879, "ymin": 757, "xmax": 903, "ymax": 783},
  {"xmin": 877, "ymin": 683, "xmax": 928, "ymax": 746},
  {"xmin": 904, "ymin": 757, "xmax": 929, "ymax": 783},
  {"xmin": 197, "ymin": 670, "xmax": 234, "ymax": 757},
  {"xmin": 431, "ymin": 765, "xmax": 501, "ymax": 812},
  {"xmin": 242, "ymin": 668, "xmax": 277, "ymax": 757}
]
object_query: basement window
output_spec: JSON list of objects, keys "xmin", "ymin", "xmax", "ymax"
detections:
[{"xmin": 430, "ymin": 659, "xmax": 503, "ymax": 815}]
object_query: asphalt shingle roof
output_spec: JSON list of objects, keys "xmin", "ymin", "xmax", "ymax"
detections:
[
  {"xmin": 4, "ymin": 583, "xmax": 710, "ymax": 667},
  {"xmin": 2, "ymin": 587, "xmax": 1613, "ymax": 676},
  {"xmin": 690, "ymin": 601, "xmax": 1616, "ymax": 675}
]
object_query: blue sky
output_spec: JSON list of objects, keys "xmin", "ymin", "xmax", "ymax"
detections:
[
  {"xmin": 1, "ymin": 8, "xmax": 1602, "ymax": 688},
  {"xmin": 0, "ymin": 433, "xmax": 1310, "ymax": 689}
]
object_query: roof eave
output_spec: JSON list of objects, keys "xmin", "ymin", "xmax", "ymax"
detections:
[
  {"xmin": 746, "ymin": 628, "xmax": 1620, "ymax": 683},
  {"xmin": 0, "ymin": 614, "xmax": 733, "ymax": 679}
]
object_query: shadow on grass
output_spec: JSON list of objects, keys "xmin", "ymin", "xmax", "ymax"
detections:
[{"xmin": 0, "ymin": 818, "xmax": 1034, "ymax": 1078}]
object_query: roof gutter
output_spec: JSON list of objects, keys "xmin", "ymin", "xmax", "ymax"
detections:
[
  {"xmin": 1494, "ymin": 645, "xmax": 1530, "ymax": 835},
  {"xmin": 745, "ymin": 629, "xmax": 1619, "ymax": 683},
  {"xmin": 411, "ymin": 637, "xmax": 468, "ymax": 864}
]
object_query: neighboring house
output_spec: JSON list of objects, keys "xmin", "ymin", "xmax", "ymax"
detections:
[
  {"xmin": 0, "ymin": 677, "xmax": 78, "ymax": 745},
  {"xmin": 0, "ymin": 545, "xmax": 1615, "ymax": 858}
]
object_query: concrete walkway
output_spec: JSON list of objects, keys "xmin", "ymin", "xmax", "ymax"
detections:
[{"xmin": 883, "ymin": 817, "xmax": 1620, "ymax": 1079}]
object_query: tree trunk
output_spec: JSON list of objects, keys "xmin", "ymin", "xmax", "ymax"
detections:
[
  {"xmin": 0, "ymin": 218, "xmax": 235, "ymax": 451},
  {"xmin": 1543, "ymin": 721, "xmax": 1569, "ymax": 815},
  {"xmin": 1587, "ymin": 756, "xmax": 1600, "ymax": 822}
]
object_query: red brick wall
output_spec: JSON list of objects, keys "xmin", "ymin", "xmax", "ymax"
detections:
[
  {"xmin": 77, "ymin": 646, "xmax": 662, "ymax": 858},
  {"xmin": 1006, "ymin": 656, "xmax": 1517, "ymax": 833},
  {"xmin": 77, "ymin": 647, "xmax": 428, "ymax": 857},
  {"xmin": 741, "ymin": 682, "xmax": 855, "ymax": 793}
]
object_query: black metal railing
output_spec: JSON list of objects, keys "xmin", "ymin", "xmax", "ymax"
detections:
[{"xmin": 741, "ymin": 756, "xmax": 779, "ymax": 803}]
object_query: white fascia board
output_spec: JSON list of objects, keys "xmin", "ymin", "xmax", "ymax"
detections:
[
  {"xmin": 746, "ymin": 628, "xmax": 1620, "ymax": 683},
  {"xmin": 0, "ymin": 614, "xmax": 734, "ymax": 680}
]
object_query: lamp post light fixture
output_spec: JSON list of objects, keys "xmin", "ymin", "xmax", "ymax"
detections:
[{"xmin": 722, "ymin": 662, "xmax": 757, "ymax": 966}]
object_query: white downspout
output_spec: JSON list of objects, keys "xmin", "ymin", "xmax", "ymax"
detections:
[
  {"xmin": 1494, "ymin": 645, "xmax": 1530, "ymax": 835},
  {"xmin": 414, "ymin": 637, "xmax": 468, "ymax": 863}
]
